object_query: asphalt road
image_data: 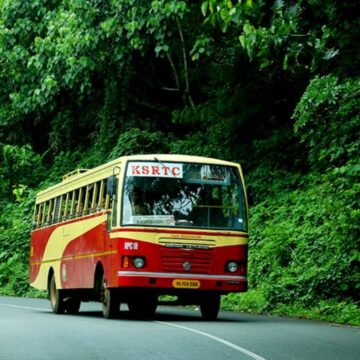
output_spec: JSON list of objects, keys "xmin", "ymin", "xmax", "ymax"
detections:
[{"xmin": 0, "ymin": 296, "xmax": 359, "ymax": 360}]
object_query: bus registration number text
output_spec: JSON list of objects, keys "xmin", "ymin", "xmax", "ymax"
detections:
[{"xmin": 172, "ymin": 279, "xmax": 200, "ymax": 289}]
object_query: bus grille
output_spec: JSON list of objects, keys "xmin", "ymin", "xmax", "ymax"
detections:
[{"xmin": 160, "ymin": 248, "xmax": 214, "ymax": 274}]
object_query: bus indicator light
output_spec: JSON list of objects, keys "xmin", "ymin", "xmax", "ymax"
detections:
[{"xmin": 122, "ymin": 256, "xmax": 130, "ymax": 268}]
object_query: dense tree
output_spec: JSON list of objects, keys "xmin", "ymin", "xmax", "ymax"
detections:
[
  {"xmin": 0, "ymin": 0, "xmax": 359, "ymax": 323},
  {"xmin": 201, "ymin": 0, "xmax": 360, "ymax": 75}
]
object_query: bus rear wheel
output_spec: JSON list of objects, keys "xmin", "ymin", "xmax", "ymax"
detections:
[
  {"xmin": 200, "ymin": 295, "xmax": 220, "ymax": 321},
  {"xmin": 101, "ymin": 276, "xmax": 119, "ymax": 319},
  {"xmin": 49, "ymin": 274, "xmax": 65, "ymax": 314}
]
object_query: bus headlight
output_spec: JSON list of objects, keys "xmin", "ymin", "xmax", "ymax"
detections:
[
  {"xmin": 227, "ymin": 261, "xmax": 238, "ymax": 273},
  {"xmin": 134, "ymin": 257, "xmax": 145, "ymax": 269}
]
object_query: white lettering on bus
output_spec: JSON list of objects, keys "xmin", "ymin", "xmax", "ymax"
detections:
[{"xmin": 124, "ymin": 242, "xmax": 139, "ymax": 250}]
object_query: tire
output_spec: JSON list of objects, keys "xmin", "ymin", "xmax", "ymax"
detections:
[
  {"xmin": 128, "ymin": 295, "xmax": 157, "ymax": 319},
  {"xmin": 101, "ymin": 276, "xmax": 119, "ymax": 319},
  {"xmin": 49, "ymin": 274, "xmax": 66, "ymax": 314},
  {"xmin": 200, "ymin": 295, "xmax": 220, "ymax": 321}
]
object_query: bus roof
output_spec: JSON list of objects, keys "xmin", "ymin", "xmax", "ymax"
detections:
[
  {"xmin": 36, "ymin": 154, "xmax": 241, "ymax": 204},
  {"xmin": 120, "ymin": 154, "xmax": 239, "ymax": 166}
]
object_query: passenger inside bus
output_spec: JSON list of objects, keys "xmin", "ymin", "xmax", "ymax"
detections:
[{"xmin": 130, "ymin": 187, "xmax": 150, "ymax": 216}]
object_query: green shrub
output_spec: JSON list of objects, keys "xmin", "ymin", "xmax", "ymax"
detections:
[{"xmin": 249, "ymin": 172, "xmax": 359, "ymax": 306}]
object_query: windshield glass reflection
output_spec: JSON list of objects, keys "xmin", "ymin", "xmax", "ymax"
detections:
[{"xmin": 122, "ymin": 162, "xmax": 247, "ymax": 230}]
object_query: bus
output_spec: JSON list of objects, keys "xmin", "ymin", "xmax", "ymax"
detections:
[{"xmin": 30, "ymin": 154, "xmax": 249, "ymax": 320}]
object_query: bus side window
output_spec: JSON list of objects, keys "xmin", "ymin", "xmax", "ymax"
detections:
[
  {"xmin": 91, "ymin": 182, "xmax": 98, "ymax": 213},
  {"xmin": 58, "ymin": 195, "xmax": 63, "ymax": 222},
  {"xmin": 85, "ymin": 183, "xmax": 95, "ymax": 214},
  {"xmin": 61, "ymin": 193, "xmax": 69, "ymax": 221},
  {"xmin": 108, "ymin": 176, "xmax": 119, "ymax": 227},
  {"xmin": 69, "ymin": 190, "xmax": 77, "ymax": 218},
  {"xmin": 105, "ymin": 193, "xmax": 111, "ymax": 210},
  {"xmin": 105, "ymin": 178, "xmax": 111, "ymax": 210},
  {"xmin": 84, "ymin": 185, "xmax": 91, "ymax": 215},
  {"xmin": 35, "ymin": 204, "xmax": 41, "ymax": 228},
  {"xmin": 32, "ymin": 204, "xmax": 39, "ymax": 229},
  {"xmin": 76, "ymin": 188, "xmax": 84, "ymax": 217},
  {"xmin": 51, "ymin": 198, "xmax": 55, "ymax": 224},
  {"xmin": 73, "ymin": 189, "xmax": 80, "ymax": 217},
  {"xmin": 41, "ymin": 202, "xmax": 47, "ymax": 227},
  {"xmin": 46, "ymin": 199, "xmax": 53, "ymax": 226},
  {"xmin": 50, "ymin": 199, "xmax": 55, "ymax": 224},
  {"xmin": 53, "ymin": 196, "xmax": 62, "ymax": 223},
  {"xmin": 97, "ymin": 180, "xmax": 105, "ymax": 210}
]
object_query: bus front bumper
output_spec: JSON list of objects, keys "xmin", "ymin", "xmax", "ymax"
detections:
[{"xmin": 116, "ymin": 271, "xmax": 247, "ymax": 292}]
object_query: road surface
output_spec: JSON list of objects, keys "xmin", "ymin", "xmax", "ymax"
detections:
[{"xmin": 0, "ymin": 296, "xmax": 359, "ymax": 360}]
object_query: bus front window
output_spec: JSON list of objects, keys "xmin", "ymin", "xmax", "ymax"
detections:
[{"xmin": 122, "ymin": 162, "xmax": 247, "ymax": 231}]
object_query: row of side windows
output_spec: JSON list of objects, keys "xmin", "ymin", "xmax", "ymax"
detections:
[{"xmin": 33, "ymin": 179, "xmax": 112, "ymax": 229}]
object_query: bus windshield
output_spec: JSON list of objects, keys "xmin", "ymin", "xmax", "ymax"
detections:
[{"xmin": 122, "ymin": 161, "xmax": 247, "ymax": 231}]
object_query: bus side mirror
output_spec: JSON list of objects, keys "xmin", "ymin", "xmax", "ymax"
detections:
[
  {"xmin": 247, "ymin": 185, "xmax": 255, "ymax": 206},
  {"xmin": 107, "ymin": 176, "xmax": 117, "ymax": 197}
]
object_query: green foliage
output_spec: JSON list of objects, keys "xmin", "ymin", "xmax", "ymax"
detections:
[
  {"xmin": 236, "ymin": 75, "xmax": 359, "ymax": 324},
  {"xmin": 0, "ymin": 189, "xmax": 34, "ymax": 260},
  {"xmin": 0, "ymin": 251, "xmax": 46, "ymax": 298},
  {"xmin": 109, "ymin": 128, "xmax": 170, "ymax": 159},
  {"xmin": 249, "ymin": 174, "xmax": 359, "ymax": 306},
  {"xmin": 0, "ymin": 144, "xmax": 45, "ymax": 199},
  {"xmin": 0, "ymin": 254, "xmax": 29, "ymax": 296},
  {"xmin": 0, "ymin": 185, "xmax": 35, "ymax": 296},
  {"xmin": 222, "ymin": 290, "xmax": 360, "ymax": 326},
  {"xmin": 272, "ymin": 299, "xmax": 360, "ymax": 326},
  {"xmin": 201, "ymin": 0, "xmax": 360, "ymax": 74},
  {"xmin": 222, "ymin": 288, "xmax": 268, "ymax": 314},
  {"xmin": 0, "ymin": 0, "xmax": 358, "ymax": 325},
  {"xmin": 0, "ymin": 0, "xmax": 200, "ymax": 151},
  {"xmin": 293, "ymin": 75, "xmax": 360, "ymax": 172}
]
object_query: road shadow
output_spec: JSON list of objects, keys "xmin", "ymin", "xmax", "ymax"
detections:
[{"xmin": 73, "ymin": 306, "xmax": 268, "ymax": 323}]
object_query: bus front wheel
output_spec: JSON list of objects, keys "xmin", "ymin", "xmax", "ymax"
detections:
[
  {"xmin": 49, "ymin": 274, "xmax": 66, "ymax": 314},
  {"xmin": 101, "ymin": 276, "xmax": 119, "ymax": 319}
]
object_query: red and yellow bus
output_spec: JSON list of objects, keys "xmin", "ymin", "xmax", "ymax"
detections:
[{"xmin": 30, "ymin": 154, "xmax": 249, "ymax": 319}]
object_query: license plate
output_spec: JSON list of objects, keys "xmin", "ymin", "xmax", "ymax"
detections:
[{"xmin": 172, "ymin": 279, "xmax": 200, "ymax": 289}]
